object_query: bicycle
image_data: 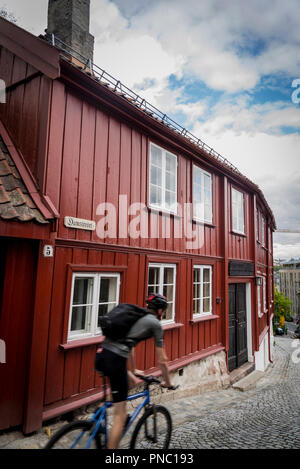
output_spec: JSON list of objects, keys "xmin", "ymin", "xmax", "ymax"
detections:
[{"xmin": 44, "ymin": 374, "xmax": 177, "ymax": 449}]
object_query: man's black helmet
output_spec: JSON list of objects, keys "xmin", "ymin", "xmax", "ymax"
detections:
[{"xmin": 146, "ymin": 293, "xmax": 168, "ymax": 311}]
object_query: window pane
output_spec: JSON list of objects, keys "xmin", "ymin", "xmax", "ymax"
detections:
[
  {"xmin": 73, "ymin": 277, "xmax": 94, "ymax": 305},
  {"xmin": 165, "ymin": 190, "xmax": 176, "ymax": 210},
  {"xmin": 149, "ymin": 267, "xmax": 160, "ymax": 286},
  {"xmin": 203, "ymin": 283, "xmax": 210, "ymax": 297},
  {"xmin": 150, "ymin": 184, "xmax": 162, "ymax": 206},
  {"xmin": 165, "ymin": 172, "xmax": 175, "ymax": 191},
  {"xmin": 163, "ymin": 303, "xmax": 173, "ymax": 321},
  {"xmin": 151, "ymin": 145, "xmax": 162, "ymax": 167},
  {"xmin": 147, "ymin": 285, "xmax": 159, "ymax": 296},
  {"xmin": 98, "ymin": 302, "xmax": 116, "ymax": 327},
  {"xmin": 99, "ymin": 277, "xmax": 118, "ymax": 303},
  {"xmin": 163, "ymin": 285, "xmax": 174, "ymax": 302},
  {"xmin": 203, "ymin": 298, "xmax": 210, "ymax": 313},
  {"xmin": 150, "ymin": 166, "xmax": 162, "ymax": 187},
  {"xmin": 203, "ymin": 268, "xmax": 210, "ymax": 282},
  {"xmin": 193, "ymin": 268, "xmax": 201, "ymax": 283},
  {"xmin": 193, "ymin": 299, "xmax": 200, "ymax": 315},
  {"xmin": 164, "ymin": 267, "xmax": 174, "ymax": 284},
  {"xmin": 71, "ymin": 305, "xmax": 92, "ymax": 332},
  {"xmin": 193, "ymin": 282, "xmax": 201, "ymax": 300},
  {"xmin": 166, "ymin": 152, "xmax": 176, "ymax": 173}
]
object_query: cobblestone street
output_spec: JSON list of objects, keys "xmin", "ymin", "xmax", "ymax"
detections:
[
  {"xmin": 168, "ymin": 336, "xmax": 300, "ymax": 449},
  {"xmin": 0, "ymin": 336, "xmax": 299, "ymax": 449}
]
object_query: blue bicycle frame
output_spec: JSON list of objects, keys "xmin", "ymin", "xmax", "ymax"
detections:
[{"xmin": 75, "ymin": 387, "xmax": 151, "ymax": 449}]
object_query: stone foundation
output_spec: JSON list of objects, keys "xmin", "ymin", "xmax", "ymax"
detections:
[{"xmin": 145, "ymin": 350, "xmax": 231, "ymax": 405}]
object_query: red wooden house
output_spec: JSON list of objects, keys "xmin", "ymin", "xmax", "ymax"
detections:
[{"xmin": 0, "ymin": 1, "xmax": 276, "ymax": 434}]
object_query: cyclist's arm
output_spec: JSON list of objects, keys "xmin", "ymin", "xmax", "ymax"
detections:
[
  {"xmin": 156, "ymin": 346, "xmax": 172, "ymax": 388},
  {"xmin": 128, "ymin": 348, "xmax": 144, "ymax": 376}
]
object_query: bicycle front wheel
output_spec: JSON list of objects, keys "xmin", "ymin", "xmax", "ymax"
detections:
[
  {"xmin": 130, "ymin": 405, "xmax": 172, "ymax": 449},
  {"xmin": 44, "ymin": 420, "xmax": 102, "ymax": 449}
]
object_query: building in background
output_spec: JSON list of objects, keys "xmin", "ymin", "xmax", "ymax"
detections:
[{"xmin": 279, "ymin": 259, "xmax": 300, "ymax": 319}]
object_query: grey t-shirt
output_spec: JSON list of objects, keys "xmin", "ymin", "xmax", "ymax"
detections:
[{"xmin": 102, "ymin": 313, "xmax": 164, "ymax": 358}]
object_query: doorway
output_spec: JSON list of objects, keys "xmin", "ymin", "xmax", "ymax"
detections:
[
  {"xmin": 228, "ymin": 283, "xmax": 248, "ymax": 372},
  {"xmin": 0, "ymin": 238, "xmax": 38, "ymax": 430}
]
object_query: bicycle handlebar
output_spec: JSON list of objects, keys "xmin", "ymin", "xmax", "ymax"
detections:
[{"xmin": 134, "ymin": 374, "xmax": 179, "ymax": 390}]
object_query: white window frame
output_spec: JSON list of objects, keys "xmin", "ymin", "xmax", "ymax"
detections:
[
  {"xmin": 149, "ymin": 142, "xmax": 178, "ymax": 214},
  {"xmin": 147, "ymin": 263, "xmax": 176, "ymax": 325},
  {"xmin": 193, "ymin": 265, "xmax": 212, "ymax": 317},
  {"xmin": 231, "ymin": 187, "xmax": 245, "ymax": 234},
  {"xmin": 193, "ymin": 165, "xmax": 213, "ymax": 224},
  {"xmin": 68, "ymin": 272, "xmax": 121, "ymax": 341},
  {"xmin": 261, "ymin": 214, "xmax": 266, "ymax": 247},
  {"xmin": 257, "ymin": 281, "xmax": 262, "ymax": 317},
  {"xmin": 262, "ymin": 276, "xmax": 266, "ymax": 313}
]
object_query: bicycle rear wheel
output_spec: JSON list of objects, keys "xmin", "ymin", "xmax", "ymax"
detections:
[
  {"xmin": 130, "ymin": 405, "xmax": 172, "ymax": 449},
  {"xmin": 44, "ymin": 420, "xmax": 102, "ymax": 449}
]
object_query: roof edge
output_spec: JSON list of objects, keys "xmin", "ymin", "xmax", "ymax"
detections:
[
  {"xmin": 0, "ymin": 17, "xmax": 60, "ymax": 80},
  {"xmin": 0, "ymin": 120, "xmax": 58, "ymax": 221}
]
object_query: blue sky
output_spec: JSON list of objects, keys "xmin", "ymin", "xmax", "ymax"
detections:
[{"xmin": 4, "ymin": 0, "xmax": 300, "ymax": 259}]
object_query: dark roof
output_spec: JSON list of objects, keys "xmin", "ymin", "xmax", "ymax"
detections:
[{"xmin": 0, "ymin": 137, "xmax": 48, "ymax": 224}]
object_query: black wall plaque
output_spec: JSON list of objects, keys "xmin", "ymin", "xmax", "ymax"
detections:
[{"xmin": 229, "ymin": 261, "xmax": 254, "ymax": 277}]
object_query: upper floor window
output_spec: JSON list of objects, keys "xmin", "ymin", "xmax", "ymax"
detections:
[
  {"xmin": 231, "ymin": 187, "xmax": 245, "ymax": 234},
  {"xmin": 193, "ymin": 165, "xmax": 212, "ymax": 223},
  {"xmin": 68, "ymin": 272, "xmax": 120, "ymax": 341},
  {"xmin": 147, "ymin": 263, "xmax": 176, "ymax": 324},
  {"xmin": 261, "ymin": 215, "xmax": 266, "ymax": 247},
  {"xmin": 149, "ymin": 143, "xmax": 177, "ymax": 213},
  {"xmin": 193, "ymin": 265, "xmax": 212, "ymax": 317}
]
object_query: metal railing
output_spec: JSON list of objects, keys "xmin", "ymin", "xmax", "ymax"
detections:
[{"xmin": 46, "ymin": 33, "xmax": 251, "ymax": 182}]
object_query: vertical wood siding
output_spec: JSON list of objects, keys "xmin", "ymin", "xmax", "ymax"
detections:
[{"xmin": 44, "ymin": 247, "xmax": 223, "ymax": 407}]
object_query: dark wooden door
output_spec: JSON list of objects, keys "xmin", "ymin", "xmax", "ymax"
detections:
[
  {"xmin": 228, "ymin": 283, "xmax": 248, "ymax": 372},
  {"xmin": 0, "ymin": 238, "xmax": 38, "ymax": 430}
]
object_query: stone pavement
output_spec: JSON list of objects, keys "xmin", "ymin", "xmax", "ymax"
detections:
[{"xmin": 0, "ymin": 336, "xmax": 299, "ymax": 449}]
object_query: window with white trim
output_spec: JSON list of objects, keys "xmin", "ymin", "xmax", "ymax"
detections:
[
  {"xmin": 257, "ymin": 281, "xmax": 262, "ymax": 317},
  {"xmin": 261, "ymin": 215, "xmax": 266, "ymax": 247},
  {"xmin": 149, "ymin": 143, "xmax": 177, "ymax": 213},
  {"xmin": 193, "ymin": 165, "xmax": 212, "ymax": 223},
  {"xmin": 193, "ymin": 265, "xmax": 212, "ymax": 317},
  {"xmin": 257, "ymin": 276, "xmax": 266, "ymax": 317},
  {"xmin": 232, "ymin": 187, "xmax": 245, "ymax": 234},
  {"xmin": 68, "ymin": 273, "xmax": 120, "ymax": 341},
  {"xmin": 147, "ymin": 263, "xmax": 176, "ymax": 323}
]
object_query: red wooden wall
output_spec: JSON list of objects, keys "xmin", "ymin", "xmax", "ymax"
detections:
[{"xmin": 43, "ymin": 245, "xmax": 223, "ymax": 409}]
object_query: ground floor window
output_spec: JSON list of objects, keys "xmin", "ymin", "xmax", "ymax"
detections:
[
  {"xmin": 147, "ymin": 263, "xmax": 176, "ymax": 323},
  {"xmin": 193, "ymin": 265, "xmax": 212, "ymax": 317},
  {"xmin": 68, "ymin": 272, "xmax": 120, "ymax": 341}
]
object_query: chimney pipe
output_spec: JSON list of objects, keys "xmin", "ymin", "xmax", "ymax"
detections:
[{"xmin": 46, "ymin": 0, "xmax": 94, "ymax": 64}]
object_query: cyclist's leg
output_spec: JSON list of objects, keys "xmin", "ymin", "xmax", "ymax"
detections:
[
  {"xmin": 107, "ymin": 400, "xmax": 127, "ymax": 449},
  {"xmin": 96, "ymin": 348, "xmax": 129, "ymax": 449}
]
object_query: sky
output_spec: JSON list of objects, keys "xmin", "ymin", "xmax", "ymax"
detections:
[{"xmin": 3, "ymin": 0, "xmax": 300, "ymax": 260}]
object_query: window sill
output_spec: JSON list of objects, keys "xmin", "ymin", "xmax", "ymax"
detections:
[
  {"xmin": 147, "ymin": 205, "xmax": 181, "ymax": 219},
  {"xmin": 192, "ymin": 219, "xmax": 216, "ymax": 228},
  {"xmin": 190, "ymin": 314, "xmax": 219, "ymax": 324},
  {"xmin": 162, "ymin": 322, "xmax": 184, "ymax": 331},
  {"xmin": 231, "ymin": 231, "xmax": 246, "ymax": 238},
  {"xmin": 60, "ymin": 336, "xmax": 104, "ymax": 350}
]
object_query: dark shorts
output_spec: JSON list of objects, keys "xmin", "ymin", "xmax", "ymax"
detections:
[{"xmin": 95, "ymin": 348, "xmax": 128, "ymax": 403}]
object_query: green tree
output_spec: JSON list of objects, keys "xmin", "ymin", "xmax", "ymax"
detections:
[{"xmin": 273, "ymin": 289, "xmax": 293, "ymax": 332}]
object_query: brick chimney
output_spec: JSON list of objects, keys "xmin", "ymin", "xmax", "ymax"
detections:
[{"xmin": 46, "ymin": 0, "xmax": 94, "ymax": 63}]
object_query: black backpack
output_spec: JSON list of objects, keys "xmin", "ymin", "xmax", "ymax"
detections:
[{"xmin": 98, "ymin": 303, "xmax": 148, "ymax": 341}]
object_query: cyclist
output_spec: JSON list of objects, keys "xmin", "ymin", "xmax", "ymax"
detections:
[{"xmin": 95, "ymin": 293, "xmax": 175, "ymax": 449}]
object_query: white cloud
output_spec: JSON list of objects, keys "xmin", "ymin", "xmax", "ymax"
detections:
[{"xmin": 273, "ymin": 242, "xmax": 300, "ymax": 260}]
